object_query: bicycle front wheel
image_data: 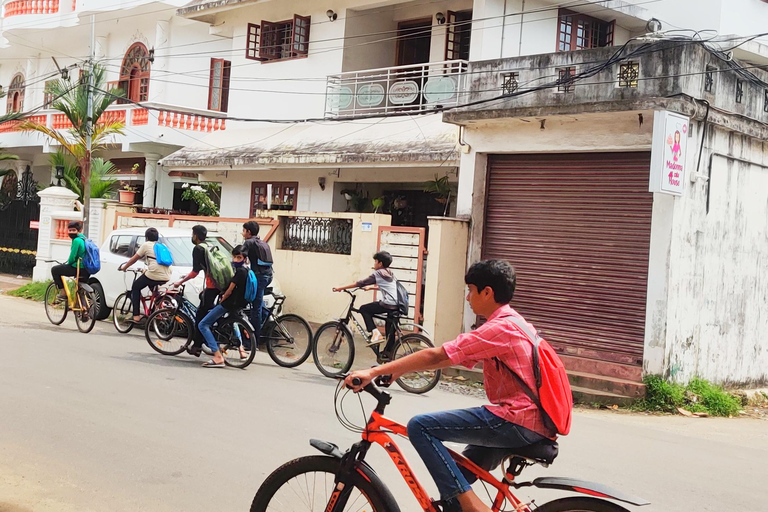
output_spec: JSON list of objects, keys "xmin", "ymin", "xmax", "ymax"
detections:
[
  {"xmin": 265, "ymin": 314, "xmax": 313, "ymax": 368},
  {"xmin": 145, "ymin": 308, "xmax": 192, "ymax": 356},
  {"xmin": 250, "ymin": 455, "xmax": 400, "ymax": 512},
  {"xmin": 44, "ymin": 282, "xmax": 68, "ymax": 325},
  {"xmin": 216, "ymin": 317, "xmax": 257, "ymax": 369},
  {"xmin": 312, "ymin": 322, "xmax": 355, "ymax": 378},
  {"xmin": 112, "ymin": 292, "xmax": 134, "ymax": 333},
  {"xmin": 74, "ymin": 288, "xmax": 97, "ymax": 334},
  {"xmin": 393, "ymin": 333, "xmax": 441, "ymax": 394}
]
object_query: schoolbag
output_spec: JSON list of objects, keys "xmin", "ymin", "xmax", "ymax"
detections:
[
  {"xmin": 83, "ymin": 238, "xmax": 101, "ymax": 274},
  {"xmin": 395, "ymin": 278, "xmax": 409, "ymax": 316},
  {"xmin": 153, "ymin": 242, "xmax": 174, "ymax": 266},
  {"xmin": 244, "ymin": 269, "xmax": 258, "ymax": 303},
  {"xmin": 495, "ymin": 315, "xmax": 573, "ymax": 436},
  {"xmin": 200, "ymin": 242, "xmax": 233, "ymax": 291}
]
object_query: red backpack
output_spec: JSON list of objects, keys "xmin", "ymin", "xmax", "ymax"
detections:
[{"xmin": 495, "ymin": 315, "xmax": 573, "ymax": 436}]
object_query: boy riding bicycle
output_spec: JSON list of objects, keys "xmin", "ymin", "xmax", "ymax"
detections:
[
  {"xmin": 346, "ymin": 260, "xmax": 557, "ymax": 512},
  {"xmin": 333, "ymin": 251, "xmax": 399, "ymax": 351},
  {"xmin": 197, "ymin": 245, "xmax": 250, "ymax": 368},
  {"xmin": 51, "ymin": 221, "xmax": 88, "ymax": 301},
  {"xmin": 118, "ymin": 227, "xmax": 172, "ymax": 325}
]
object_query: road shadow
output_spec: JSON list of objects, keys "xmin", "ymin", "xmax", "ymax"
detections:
[{"xmin": 0, "ymin": 504, "xmax": 34, "ymax": 512}]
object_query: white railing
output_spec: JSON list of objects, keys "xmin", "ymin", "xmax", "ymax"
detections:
[{"xmin": 325, "ymin": 60, "xmax": 468, "ymax": 117}]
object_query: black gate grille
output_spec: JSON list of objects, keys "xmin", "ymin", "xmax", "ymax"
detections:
[{"xmin": 0, "ymin": 168, "xmax": 40, "ymax": 276}]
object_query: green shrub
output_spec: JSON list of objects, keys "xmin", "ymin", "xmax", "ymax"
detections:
[
  {"xmin": 686, "ymin": 378, "xmax": 742, "ymax": 417},
  {"xmin": 7, "ymin": 280, "xmax": 51, "ymax": 302},
  {"xmin": 636, "ymin": 375, "xmax": 742, "ymax": 417}
]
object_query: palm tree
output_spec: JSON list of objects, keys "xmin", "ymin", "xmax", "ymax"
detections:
[{"xmin": 21, "ymin": 64, "xmax": 125, "ymax": 234}]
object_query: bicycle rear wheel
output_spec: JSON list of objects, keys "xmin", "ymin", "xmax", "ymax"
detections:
[
  {"xmin": 145, "ymin": 308, "xmax": 192, "ymax": 356},
  {"xmin": 74, "ymin": 288, "xmax": 97, "ymax": 334},
  {"xmin": 393, "ymin": 333, "xmax": 441, "ymax": 394},
  {"xmin": 217, "ymin": 316, "xmax": 257, "ymax": 369},
  {"xmin": 312, "ymin": 321, "xmax": 355, "ymax": 378},
  {"xmin": 112, "ymin": 292, "xmax": 133, "ymax": 333},
  {"xmin": 250, "ymin": 455, "xmax": 399, "ymax": 512},
  {"xmin": 44, "ymin": 282, "xmax": 68, "ymax": 325},
  {"xmin": 265, "ymin": 314, "xmax": 313, "ymax": 368}
]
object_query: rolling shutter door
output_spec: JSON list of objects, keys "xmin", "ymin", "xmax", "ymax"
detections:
[{"xmin": 483, "ymin": 153, "xmax": 653, "ymax": 366}]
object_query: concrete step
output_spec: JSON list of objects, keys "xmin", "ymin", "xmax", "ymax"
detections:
[
  {"xmin": 567, "ymin": 371, "xmax": 646, "ymax": 398},
  {"xmin": 571, "ymin": 386, "xmax": 635, "ymax": 407},
  {"xmin": 559, "ymin": 355, "xmax": 643, "ymax": 382}
]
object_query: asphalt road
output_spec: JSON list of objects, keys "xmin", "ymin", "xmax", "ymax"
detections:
[{"xmin": 0, "ymin": 295, "xmax": 766, "ymax": 512}]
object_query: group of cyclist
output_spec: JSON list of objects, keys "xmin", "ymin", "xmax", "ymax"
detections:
[
  {"xmin": 56, "ymin": 218, "xmax": 566, "ymax": 512},
  {"xmin": 53, "ymin": 220, "xmax": 275, "ymax": 368}
]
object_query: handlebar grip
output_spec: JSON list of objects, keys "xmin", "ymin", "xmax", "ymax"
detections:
[
  {"xmin": 375, "ymin": 375, "xmax": 393, "ymax": 388},
  {"xmin": 351, "ymin": 377, "xmax": 362, "ymax": 386}
]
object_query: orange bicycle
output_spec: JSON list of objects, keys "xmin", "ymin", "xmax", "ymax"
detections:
[
  {"xmin": 43, "ymin": 259, "xmax": 97, "ymax": 333},
  {"xmin": 250, "ymin": 377, "xmax": 649, "ymax": 512}
]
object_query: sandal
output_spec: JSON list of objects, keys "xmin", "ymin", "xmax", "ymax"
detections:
[{"xmin": 202, "ymin": 360, "xmax": 225, "ymax": 368}]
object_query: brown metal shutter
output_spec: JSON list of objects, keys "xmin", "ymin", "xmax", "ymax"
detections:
[{"xmin": 483, "ymin": 153, "xmax": 653, "ymax": 366}]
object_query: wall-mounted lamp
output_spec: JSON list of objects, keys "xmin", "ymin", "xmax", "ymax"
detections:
[
  {"xmin": 646, "ymin": 18, "xmax": 662, "ymax": 33},
  {"xmin": 55, "ymin": 165, "xmax": 64, "ymax": 186},
  {"xmin": 318, "ymin": 176, "xmax": 326, "ymax": 191},
  {"xmin": 148, "ymin": 48, "xmax": 155, "ymax": 63},
  {"xmin": 326, "ymin": 9, "xmax": 337, "ymax": 21},
  {"xmin": 435, "ymin": 12, "xmax": 446, "ymax": 25}
]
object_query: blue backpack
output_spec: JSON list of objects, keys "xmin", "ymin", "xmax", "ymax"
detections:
[
  {"xmin": 83, "ymin": 239, "xmax": 101, "ymax": 274},
  {"xmin": 153, "ymin": 242, "xmax": 174, "ymax": 266},
  {"xmin": 244, "ymin": 269, "xmax": 258, "ymax": 303}
]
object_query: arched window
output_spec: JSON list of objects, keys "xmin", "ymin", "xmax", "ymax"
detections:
[
  {"xmin": 7, "ymin": 73, "xmax": 25, "ymax": 113},
  {"xmin": 119, "ymin": 43, "xmax": 151, "ymax": 102}
]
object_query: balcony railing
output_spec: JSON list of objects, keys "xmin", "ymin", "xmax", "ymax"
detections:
[
  {"xmin": 4, "ymin": 0, "xmax": 60, "ymax": 17},
  {"xmin": 325, "ymin": 60, "xmax": 467, "ymax": 117},
  {"xmin": 0, "ymin": 104, "xmax": 226, "ymax": 134}
]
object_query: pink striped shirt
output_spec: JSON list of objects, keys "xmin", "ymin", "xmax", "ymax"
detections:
[{"xmin": 443, "ymin": 305, "xmax": 557, "ymax": 439}]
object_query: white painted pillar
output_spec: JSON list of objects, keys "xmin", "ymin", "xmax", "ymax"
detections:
[
  {"xmin": 469, "ymin": 0, "xmax": 508, "ymax": 61},
  {"xmin": 33, "ymin": 187, "xmax": 78, "ymax": 282},
  {"xmin": 155, "ymin": 164, "xmax": 175, "ymax": 209},
  {"xmin": 152, "ymin": 20, "xmax": 170, "ymax": 103},
  {"xmin": 95, "ymin": 35, "xmax": 109, "ymax": 60},
  {"xmin": 143, "ymin": 153, "xmax": 161, "ymax": 207}
]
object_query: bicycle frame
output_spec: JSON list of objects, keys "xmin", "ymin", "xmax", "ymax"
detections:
[
  {"xmin": 340, "ymin": 412, "xmax": 522, "ymax": 512},
  {"xmin": 338, "ymin": 290, "xmax": 402, "ymax": 347},
  {"xmin": 59, "ymin": 260, "xmax": 86, "ymax": 312}
]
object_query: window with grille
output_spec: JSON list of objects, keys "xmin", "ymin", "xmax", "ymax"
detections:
[
  {"xmin": 43, "ymin": 80, "xmax": 57, "ymax": 107},
  {"xmin": 704, "ymin": 66, "xmax": 715, "ymax": 93},
  {"xmin": 557, "ymin": 9, "xmax": 615, "ymax": 51},
  {"xmin": 445, "ymin": 10, "xmax": 472, "ymax": 61},
  {"xmin": 557, "ymin": 67, "xmax": 576, "ymax": 92},
  {"xmin": 736, "ymin": 80, "xmax": 744, "ymax": 103},
  {"xmin": 246, "ymin": 15, "xmax": 311, "ymax": 62},
  {"xmin": 208, "ymin": 59, "xmax": 231, "ymax": 112},
  {"xmin": 119, "ymin": 42, "xmax": 151, "ymax": 102},
  {"xmin": 764, "ymin": 89, "xmax": 768, "ymax": 113},
  {"xmin": 251, "ymin": 182, "xmax": 298, "ymax": 215},
  {"xmin": 7, "ymin": 73, "xmax": 24, "ymax": 113}
]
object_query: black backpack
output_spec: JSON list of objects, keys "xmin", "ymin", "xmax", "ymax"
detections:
[{"xmin": 395, "ymin": 279, "xmax": 409, "ymax": 316}]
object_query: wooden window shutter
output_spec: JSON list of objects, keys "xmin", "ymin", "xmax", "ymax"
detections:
[
  {"xmin": 220, "ymin": 60, "xmax": 231, "ymax": 113},
  {"xmin": 207, "ymin": 59, "xmax": 218, "ymax": 110},
  {"xmin": 291, "ymin": 14, "xmax": 311, "ymax": 57},
  {"xmin": 246, "ymin": 23, "xmax": 265, "ymax": 61},
  {"xmin": 605, "ymin": 20, "xmax": 615, "ymax": 46},
  {"xmin": 445, "ymin": 10, "xmax": 458, "ymax": 60},
  {"xmin": 260, "ymin": 20, "xmax": 279, "ymax": 60}
]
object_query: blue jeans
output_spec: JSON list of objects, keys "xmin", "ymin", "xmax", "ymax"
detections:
[
  {"xmin": 406, "ymin": 407, "xmax": 545, "ymax": 502},
  {"xmin": 248, "ymin": 270, "xmax": 272, "ymax": 347},
  {"xmin": 198, "ymin": 304, "xmax": 228, "ymax": 353}
]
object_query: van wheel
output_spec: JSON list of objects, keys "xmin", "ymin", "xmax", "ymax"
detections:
[{"xmin": 91, "ymin": 281, "xmax": 111, "ymax": 320}]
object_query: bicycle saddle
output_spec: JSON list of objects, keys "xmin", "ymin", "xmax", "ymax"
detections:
[{"xmin": 506, "ymin": 439, "xmax": 559, "ymax": 465}]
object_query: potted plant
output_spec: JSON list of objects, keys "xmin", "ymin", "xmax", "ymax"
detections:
[
  {"xmin": 424, "ymin": 174, "xmax": 453, "ymax": 216},
  {"xmin": 119, "ymin": 183, "xmax": 137, "ymax": 204},
  {"xmin": 371, "ymin": 197, "xmax": 385, "ymax": 213}
]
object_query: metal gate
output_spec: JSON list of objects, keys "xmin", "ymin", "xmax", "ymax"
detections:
[
  {"xmin": 483, "ymin": 153, "xmax": 653, "ymax": 366},
  {"xmin": 0, "ymin": 168, "xmax": 40, "ymax": 276},
  {"xmin": 378, "ymin": 226, "xmax": 426, "ymax": 324}
]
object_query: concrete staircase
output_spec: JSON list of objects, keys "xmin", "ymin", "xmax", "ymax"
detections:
[{"xmin": 444, "ymin": 355, "xmax": 645, "ymax": 406}]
